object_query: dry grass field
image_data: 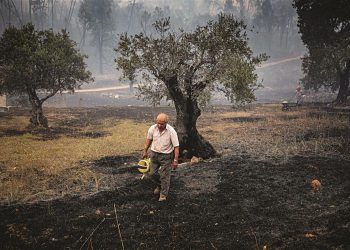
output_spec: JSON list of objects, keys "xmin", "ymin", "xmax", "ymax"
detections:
[
  {"xmin": 0, "ymin": 104, "xmax": 349, "ymax": 249},
  {"xmin": 0, "ymin": 104, "xmax": 349, "ymax": 205},
  {"xmin": 201, "ymin": 104, "xmax": 350, "ymax": 162},
  {"xmin": 0, "ymin": 107, "xmax": 151, "ymax": 204}
]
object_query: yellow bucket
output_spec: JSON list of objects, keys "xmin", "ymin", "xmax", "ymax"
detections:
[{"xmin": 137, "ymin": 158, "xmax": 151, "ymax": 179}]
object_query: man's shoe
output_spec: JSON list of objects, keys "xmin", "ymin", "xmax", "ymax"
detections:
[
  {"xmin": 158, "ymin": 194, "xmax": 167, "ymax": 202},
  {"xmin": 153, "ymin": 186, "xmax": 160, "ymax": 195}
]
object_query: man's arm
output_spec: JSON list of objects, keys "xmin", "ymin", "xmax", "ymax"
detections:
[
  {"xmin": 142, "ymin": 139, "xmax": 152, "ymax": 158},
  {"xmin": 172, "ymin": 146, "xmax": 179, "ymax": 169}
]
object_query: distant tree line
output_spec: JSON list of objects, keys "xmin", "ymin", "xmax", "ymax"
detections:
[{"xmin": 0, "ymin": 0, "xmax": 303, "ymax": 74}]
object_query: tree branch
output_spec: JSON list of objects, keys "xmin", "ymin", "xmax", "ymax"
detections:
[{"xmin": 40, "ymin": 88, "xmax": 60, "ymax": 103}]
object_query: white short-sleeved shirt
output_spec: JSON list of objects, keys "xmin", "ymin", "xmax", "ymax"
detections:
[{"xmin": 147, "ymin": 124, "xmax": 179, "ymax": 154}]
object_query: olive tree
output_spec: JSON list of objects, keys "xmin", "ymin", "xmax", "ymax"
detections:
[
  {"xmin": 0, "ymin": 24, "xmax": 93, "ymax": 127},
  {"xmin": 116, "ymin": 14, "xmax": 267, "ymax": 159},
  {"xmin": 294, "ymin": 0, "xmax": 350, "ymax": 104}
]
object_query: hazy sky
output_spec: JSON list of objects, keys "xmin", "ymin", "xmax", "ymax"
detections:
[
  {"xmin": 118, "ymin": 0, "xmax": 211, "ymax": 10},
  {"xmin": 118, "ymin": 0, "xmax": 167, "ymax": 7}
]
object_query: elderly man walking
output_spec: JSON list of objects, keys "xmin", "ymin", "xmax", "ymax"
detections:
[{"xmin": 143, "ymin": 113, "xmax": 179, "ymax": 201}]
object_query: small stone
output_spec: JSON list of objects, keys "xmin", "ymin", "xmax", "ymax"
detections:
[{"xmin": 311, "ymin": 179, "xmax": 321, "ymax": 190}]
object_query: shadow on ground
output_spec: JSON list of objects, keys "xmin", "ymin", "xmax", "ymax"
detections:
[{"xmin": 0, "ymin": 155, "xmax": 349, "ymax": 249}]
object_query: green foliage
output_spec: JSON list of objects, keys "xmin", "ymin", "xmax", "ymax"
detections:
[
  {"xmin": 0, "ymin": 24, "xmax": 93, "ymax": 97},
  {"xmin": 218, "ymin": 55, "xmax": 265, "ymax": 104},
  {"xmin": 294, "ymin": 0, "xmax": 350, "ymax": 48},
  {"xmin": 302, "ymin": 44, "xmax": 349, "ymax": 92},
  {"xmin": 116, "ymin": 13, "xmax": 267, "ymax": 106},
  {"xmin": 294, "ymin": 0, "xmax": 350, "ymax": 101}
]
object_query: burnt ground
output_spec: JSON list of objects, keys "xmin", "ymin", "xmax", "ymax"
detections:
[
  {"xmin": 0, "ymin": 105, "xmax": 350, "ymax": 249},
  {"xmin": 0, "ymin": 154, "xmax": 349, "ymax": 249}
]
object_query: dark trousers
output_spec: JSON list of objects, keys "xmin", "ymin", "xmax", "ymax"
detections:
[{"xmin": 149, "ymin": 151, "xmax": 172, "ymax": 196}]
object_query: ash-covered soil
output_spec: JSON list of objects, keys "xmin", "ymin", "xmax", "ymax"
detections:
[
  {"xmin": 0, "ymin": 154, "xmax": 349, "ymax": 249},
  {"xmin": 0, "ymin": 105, "xmax": 349, "ymax": 249}
]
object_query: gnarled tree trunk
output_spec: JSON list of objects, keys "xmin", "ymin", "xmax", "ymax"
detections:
[
  {"xmin": 335, "ymin": 64, "xmax": 350, "ymax": 105},
  {"xmin": 164, "ymin": 74, "xmax": 216, "ymax": 159},
  {"xmin": 174, "ymin": 96, "xmax": 216, "ymax": 159},
  {"xmin": 28, "ymin": 92, "xmax": 48, "ymax": 128}
]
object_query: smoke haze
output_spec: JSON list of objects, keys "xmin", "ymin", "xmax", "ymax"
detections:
[{"xmin": 1, "ymin": 0, "xmax": 313, "ymax": 106}]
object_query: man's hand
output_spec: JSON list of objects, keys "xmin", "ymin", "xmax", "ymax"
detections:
[
  {"xmin": 142, "ymin": 150, "xmax": 148, "ymax": 159},
  {"xmin": 143, "ymin": 139, "xmax": 152, "ymax": 159},
  {"xmin": 172, "ymin": 159, "xmax": 178, "ymax": 169}
]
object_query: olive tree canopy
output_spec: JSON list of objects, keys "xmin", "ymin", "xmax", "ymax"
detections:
[
  {"xmin": 294, "ymin": 0, "xmax": 350, "ymax": 104},
  {"xmin": 116, "ymin": 14, "xmax": 267, "ymax": 158},
  {"xmin": 0, "ymin": 24, "xmax": 93, "ymax": 127}
]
